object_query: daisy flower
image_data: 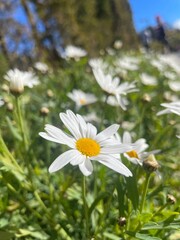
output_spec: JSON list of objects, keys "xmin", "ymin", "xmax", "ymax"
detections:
[
  {"xmin": 39, "ymin": 110, "xmax": 132, "ymax": 177},
  {"xmin": 157, "ymin": 101, "xmax": 180, "ymax": 116},
  {"xmin": 92, "ymin": 67, "xmax": 138, "ymax": 110},
  {"xmin": 115, "ymin": 131, "xmax": 159, "ymax": 165},
  {"xmin": 4, "ymin": 69, "xmax": 39, "ymax": 94},
  {"xmin": 67, "ymin": 89, "xmax": 97, "ymax": 108},
  {"xmin": 34, "ymin": 62, "xmax": 49, "ymax": 73},
  {"xmin": 63, "ymin": 45, "xmax": 87, "ymax": 59},
  {"xmin": 140, "ymin": 73, "xmax": 157, "ymax": 86},
  {"xmin": 0, "ymin": 97, "xmax": 4, "ymax": 107},
  {"xmin": 168, "ymin": 81, "xmax": 180, "ymax": 92}
]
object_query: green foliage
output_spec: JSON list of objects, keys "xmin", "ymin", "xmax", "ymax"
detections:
[{"xmin": 0, "ymin": 50, "xmax": 179, "ymax": 239}]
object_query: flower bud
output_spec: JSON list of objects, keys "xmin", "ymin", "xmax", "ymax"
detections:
[
  {"xmin": 1, "ymin": 84, "xmax": 9, "ymax": 92},
  {"xmin": 142, "ymin": 93, "xmax": 151, "ymax": 102},
  {"xmin": 143, "ymin": 154, "xmax": 159, "ymax": 173},
  {"xmin": 40, "ymin": 107, "xmax": 49, "ymax": 117},
  {"xmin": 167, "ymin": 194, "xmax": 176, "ymax": 205},
  {"xmin": 47, "ymin": 89, "xmax": 54, "ymax": 98},
  {"xmin": 118, "ymin": 217, "xmax": 126, "ymax": 227},
  {"xmin": 7, "ymin": 102, "xmax": 14, "ymax": 111}
]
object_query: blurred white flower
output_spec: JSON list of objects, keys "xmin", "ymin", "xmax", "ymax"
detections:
[
  {"xmin": 106, "ymin": 95, "xmax": 129, "ymax": 110},
  {"xmin": 151, "ymin": 59, "xmax": 165, "ymax": 71},
  {"xmin": 113, "ymin": 40, "xmax": 123, "ymax": 49},
  {"xmin": 0, "ymin": 98, "xmax": 4, "ymax": 107},
  {"xmin": 164, "ymin": 71, "xmax": 176, "ymax": 80},
  {"xmin": 63, "ymin": 45, "xmax": 87, "ymax": 59},
  {"xmin": 116, "ymin": 57, "xmax": 139, "ymax": 71},
  {"xmin": 4, "ymin": 69, "xmax": 39, "ymax": 94},
  {"xmin": 157, "ymin": 101, "xmax": 180, "ymax": 116},
  {"xmin": 92, "ymin": 67, "xmax": 138, "ymax": 110},
  {"xmin": 67, "ymin": 89, "xmax": 97, "ymax": 108},
  {"xmin": 39, "ymin": 110, "xmax": 132, "ymax": 177},
  {"xmin": 158, "ymin": 54, "xmax": 180, "ymax": 74},
  {"xmin": 82, "ymin": 112, "xmax": 101, "ymax": 123},
  {"xmin": 140, "ymin": 73, "xmax": 157, "ymax": 86},
  {"xmin": 168, "ymin": 81, "xmax": 180, "ymax": 92},
  {"xmin": 34, "ymin": 62, "xmax": 49, "ymax": 73},
  {"xmin": 89, "ymin": 58, "xmax": 108, "ymax": 70},
  {"xmin": 163, "ymin": 91, "xmax": 179, "ymax": 102}
]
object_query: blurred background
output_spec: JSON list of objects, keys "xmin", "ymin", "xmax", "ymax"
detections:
[{"xmin": 0, "ymin": 0, "xmax": 180, "ymax": 70}]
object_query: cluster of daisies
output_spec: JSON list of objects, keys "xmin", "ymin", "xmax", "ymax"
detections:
[{"xmin": 1, "ymin": 47, "xmax": 180, "ymax": 176}]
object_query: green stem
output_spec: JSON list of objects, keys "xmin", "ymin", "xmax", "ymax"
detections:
[
  {"xmin": 0, "ymin": 132, "xmax": 23, "ymax": 172},
  {"xmin": 140, "ymin": 173, "xmax": 151, "ymax": 213},
  {"xmin": 82, "ymin": 175, "xmax": 90, "ymax": 238},
  {"xmin": 151, "ymin": 202, "xmax": 169, "ymax": 219},
  {"xmin": 15, "ymin": 96, "xmax": 28, "ymax": 151}
]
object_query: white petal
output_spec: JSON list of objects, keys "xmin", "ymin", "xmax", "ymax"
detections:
[
  {"xmin": 123, "ymin": 131, "xmax": 132, "ymax": 144},
  {"xmin": 60, "ymin": 112, "xmax": 82, "ymax": 139},
  {"xmin": 44, "ymin": 124, "xmax": 75, "ymax": 147},
  {"xmin": 70, "ymin": 153, "xmax": 86, "ymax": 166},
  {"xmin": 79, "ymin": 158, "xmax": 93, "ymax": 176},
  {"xmin": 39, "ymin": 132, "xmax": 63, "ymax": 144},
  {"xmin": 95, "ymin": 124, "xmax": 119, "ymax": 142},
  {"xmin": 49, "ymin": 150, "xmax": 77, "ymax": 173},
  {"xmin": 86, "ymin": 123, "xmax": 97, "ymax": 139},
  {"xmin": 101, "ymin": 143, "xmax": 132, "ymax": 154},
  {"xmin": 95, "ymin": 154, "xmax": 132, "ymax": 177}
]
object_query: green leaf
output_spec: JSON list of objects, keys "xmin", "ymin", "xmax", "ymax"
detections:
[
  {"xmin": 6, "ymin": 116, "xmax": 22, "ymax": 141},
  {"xmin": 89, "ymin": 192, "xmax": 110, "ymax": 215},
  {"xmin": 116, "ymin": 179, "xmax": 126, "ymax": 216},
  {"xmin": 135, "ymin": 233, "xmax": 161, "ymax": 240},
  {"xmin": 1, "ymin": 167, "xmax": 20, "ymax": 190},
  {"xmin": 103, "ymin": 232, "xmax": 120, "ymax": 240},
  {"xmin": 0, "ymin": 231, "xmax": 13, "ymax": 240},
  {"xmin": 142, "ymin": 221, "xmax": 180, "ymax": 230},
  {"xmin": 126, "ymin": 173, "xmax": 139, "ymax": 210}
]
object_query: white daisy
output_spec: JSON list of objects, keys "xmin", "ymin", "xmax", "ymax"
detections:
[
  {"xmin": 116, "ymin": 131, "xmax": 149, "ymax": 165},
  {"xmin": 140, "ymin": 73, "xmax": 157, "ymax": 86},
  {"xmin": 157, "ymin": 101, "xmax": 180, "ymax": 116},
  {"xmin": 34, "ymin": 62, "xmax": 49, "ymax": 73},
  {"xmin": 67, "ymin": 89, "xmax": 97, "ymax": 108},
  {"xmin": 116, "ymin": 57, "xmax": 139, "ymax": 71},
  {"xmin": 0, "ymin": 98, "xmax": 4, "ymax": 107},
  {"xmin": 106, "ymin": 95, "xmax": 129, "ymax": 110},
  {"xmin": 63, "ymin": 45, "xmax": 87, "ymax": 59},
  {"xmin": 39, "ymin": 110, "xmax": 132, "ymax": 177},
  {"xmin": 4, "ymin": 69, "xmax": 39, "ymax": 93},
  {"xmin": 168, "ymin": 81, "xmax": 180, "ymax": 92},
  {"xmin": 92, "ymin": 68, "xmax": 138, "ymax": 110}
]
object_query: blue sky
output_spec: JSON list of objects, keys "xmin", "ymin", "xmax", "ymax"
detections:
[{"xmin": 129, "ymin": 0, "xmax": 180, "ymax": 31}]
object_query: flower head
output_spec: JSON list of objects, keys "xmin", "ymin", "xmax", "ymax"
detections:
[
  {"xmin": 157, "ymin": 101, "xmax": 180, "ymax": 116},
  {"xmin": 34, "ymin": 62, "xmax": 49, "ymax": 73},
  {"xmin": 115, "ymin": 131, "xmax": 159, "ymax": 165},
  {"xmin": 39, "ymin": 110, "xmax": 132, "ymax": 177},
  {"xmin": 63, "ymin": 45, "xmax": 87, "ymax": 59},
  {"xmin": 0, "ymin": 97, "xmax": 4, "ymax": 107},
  {"xmin": 92, "ymin": 67, "xmax": 138, "ymax": 110},
  {"xmin": 67, "ymin": 89, "xmax": 97, "ymax": 108},
  {"xmin": 140, "ymin": 73, "xmax": 157, "ymax": 86},
  {"xmin": 4, "ymin": 69, "xmax": 39, "ymax": 94}
]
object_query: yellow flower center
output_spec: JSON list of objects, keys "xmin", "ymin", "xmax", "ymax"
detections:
[
  {"xmin": 76, "ymin": 138, "xmax": 100, "ymax": 157},
  {"xmin": 126, "ymin": 150, "xmax": 139, "ymax": 159},
  {"xmin": 80, "ymin": 98, "xmax": 86, "ymax": 105}
]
